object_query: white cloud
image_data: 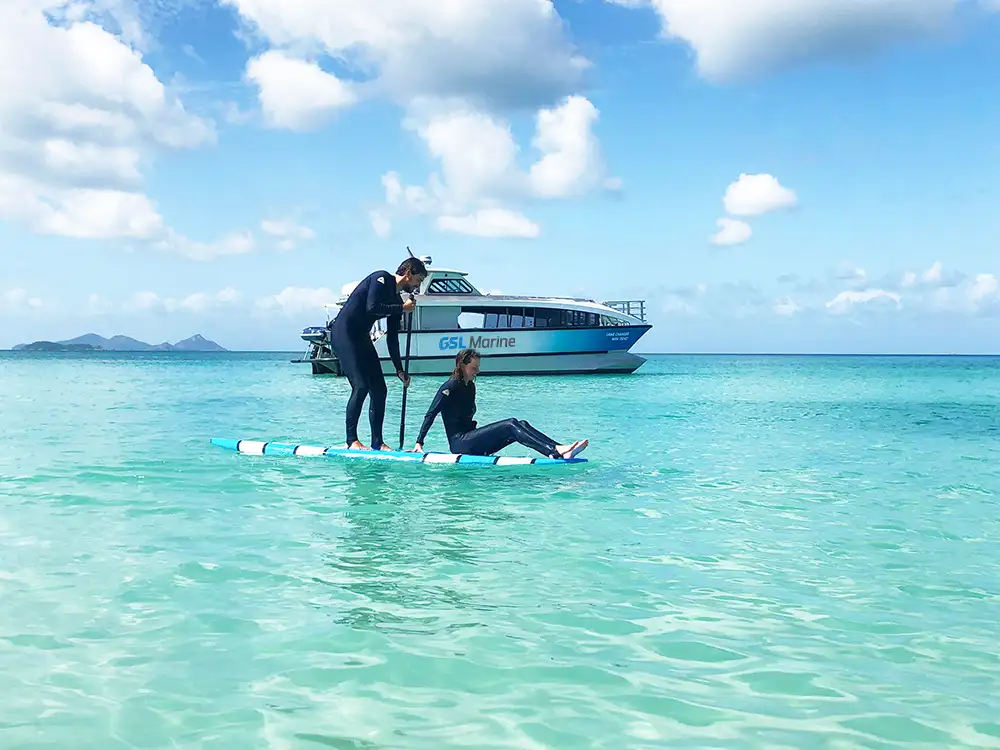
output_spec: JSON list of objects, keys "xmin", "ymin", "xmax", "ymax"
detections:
[
  {"xmin": 260, "ymin": 219, "xmax": 316, "ymax": 251},
  {"xmin": 614, "ymin": 0, "xmax": 958, "ymax": 81},
  {"xmin": 223, "ymin": 0, "xmax": 588, "ymax": 113},
  {"xmin": 2, "ymin": 288, "xmax": 44, "ymax": 313},
  {"xmin": 0, "ymin": 3, "xmax": 215, "ymax": 244},
  {"xmin": 923, "ymin": 260, "xmax": 944, "ymax": 285},
  {"xmin": 640, "ymin": 262, "xmax": 1000, "ymax": 322},
  {"xmin": 528, "ymin": 96, "xmax": 609, "ymax": 198},
  {"xmin": 969, "ymin": 273, "xmax": 998, "ymax": 307},
  {"xmin": 711, "ymin": 218, "xmax": 752, "ymax": 246},
  {"xmin": 723, "ymin": 174, "xmax": 798, "ymax": 217},
  {"xmin": 257, "ymin": 286, "xmax": 340, "ymax": 315},
  {"xmin": 899, "ymin": 260, "xmax": 964, "ymax": 289},
  {"xmin": 219, "ymin": 1, "xmax": 615, "ymax": 240},
  {"xmin": 126, "ymin": 291, "xmax": 163, "ymax": 312},
  {"xmin": 437, "ymin": 209, "xmax": 540, "ymax": 239},
  {"xmin": 895, "ymin": 272, "xmax": 998, "ymax": 317},
  {"xmin": 150, "ymin": 230, "xmax": 257, "ymax": 262},
  {"xmin": 825, "ymin": 288, "xmax": 902, "ymax": 315},
  {"xmin": 707, "ymin": 174, "xmax": 796, "ymax": 245},
  {"xmin": 0, "ymin": 1, "xmax": 277, "ymax": 260},
  {"xmin": 245, "ymin": 51, "xmax": 357, "ymax": 131},
  {"xmin": 373, "ymin": 96, "xmax": 615, "ymax": 238},
  {"xmin": 175, "ymin": 288, "xmax": 241, "ymax": 313},
  {"xmin": 124, "ymin": 287, "xmax": 242, "ymax": 314},
  {"xmin": 407, "ymin": 107, "xmax": 524, "ymax": 205}
]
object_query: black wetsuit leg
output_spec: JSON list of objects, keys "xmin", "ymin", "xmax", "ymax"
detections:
[
  {"xmin": 331, "ymin": 326, "xmax": 386, "ymax": 446},
  {"xmin": 363, "ymin": 342, "xmax": 389, "ymax": 449},
  {"xmin": 330, "ymin": 326, "xmax": 365, "ymax": 445},
  {"xmin": 450, "ymin": 418, "xmax": 559, "ymax": 458}
]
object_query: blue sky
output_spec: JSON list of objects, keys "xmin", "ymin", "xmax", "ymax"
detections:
[{"xmin": 2, "ymin": 0, "xmax": 999, "ymax": 353}]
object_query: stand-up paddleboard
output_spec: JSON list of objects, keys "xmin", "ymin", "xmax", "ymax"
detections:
[{"xmin": 210, "ymin": 438, "xmax": 587, "ymax": 466}]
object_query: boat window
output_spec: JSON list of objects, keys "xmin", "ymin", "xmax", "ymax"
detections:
[
  {"xmin": 475, "ymin": 307, "xmax": 513, "ymax": 328},
  {"xmin": 535, "ymin": 309, "xmax": 570, "ymax": 327},
  {"xmin": 419, "ymin": 306, "xmax": 459, "ymax": 329},
  {"xmin": 532, "ymin": 308, "xmax": 606, "ymax": 328},
  {"xmin": 459, "ymin": 305, "xmax": 607, "ymax": 329},
  {"xmin": 458, "ymin": 312, "xmax": 484, "ymax": 329},
  {"xmin": 427, "ymin": 278, "xmax": 475, "ymax": 294}
]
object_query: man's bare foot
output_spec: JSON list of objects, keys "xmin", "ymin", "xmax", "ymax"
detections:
[
  {"xmin": 376, "ymin": 443, "xmax": 393, "ymax": 451},
  {"xmin": 347, "ymin": 440, "xmax": 367, "ymax": 450}
]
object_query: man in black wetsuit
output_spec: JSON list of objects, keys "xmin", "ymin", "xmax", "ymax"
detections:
[{"xmin": 330, "ymin": 256, "xmax": 427, "ymax": 450}]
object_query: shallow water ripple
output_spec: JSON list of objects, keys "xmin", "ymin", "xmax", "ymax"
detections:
[{"xmin": 2, "ymin": 353, "xmax": 1000, "ymax": 748}]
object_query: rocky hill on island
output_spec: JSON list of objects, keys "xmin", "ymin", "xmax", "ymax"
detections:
[{"xmin": 12, "ymin": 333, "xmax": 227, "ymax": 352}]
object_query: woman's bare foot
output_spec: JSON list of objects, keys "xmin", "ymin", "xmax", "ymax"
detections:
[
  {"xmin": 556, "ymin": 441, "xmax": 581, "ymax": 459},
  {"xmin": 347, "ymin": 440, "xmax": 367, "ymax": 450},
  {"xmin": 555, "ymin": 440, "xmax": 589, "ymax": 459},
  {"xmin": 376, "ymin": 443, "xmax": 393, "ymax": 451}
]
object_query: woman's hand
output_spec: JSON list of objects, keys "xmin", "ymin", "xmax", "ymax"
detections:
[{"xmin": 402, "ymin": 297, "xmax": 416, "ymax": 313}]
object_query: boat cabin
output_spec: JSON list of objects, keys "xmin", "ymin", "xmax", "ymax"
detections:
[{"xmin": 332, "ymin": 256, "xmax": 647, "ymax": 338}]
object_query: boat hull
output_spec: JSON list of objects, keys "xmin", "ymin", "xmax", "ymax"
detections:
[
  {"xmin": 306, "ymin": 349, "xmax": 647, "ymax": 376},
  {"xmin": 297, "ymin": 325, "xmax": 651, "ymax": 376}
]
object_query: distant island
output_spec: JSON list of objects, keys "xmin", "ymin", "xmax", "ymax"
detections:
[{"xmin": 11, "ymin": 333, "xmax": 228, "ymax": 352}]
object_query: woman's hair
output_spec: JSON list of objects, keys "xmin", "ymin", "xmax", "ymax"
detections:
[{"xmin": 452, "ymin": 348, "xmax": 481, "ymax": 383}]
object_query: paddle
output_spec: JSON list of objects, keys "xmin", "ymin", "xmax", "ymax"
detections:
[
  {"xmin": 398, "ymin": 292, "xmax": 415, "ymax": 450},
  {"xmin": 398, "ymin": 245, "xmax": 419, "ymax": 450}
]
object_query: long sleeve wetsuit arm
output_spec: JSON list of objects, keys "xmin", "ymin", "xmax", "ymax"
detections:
[
  {"xmin": 387, "ymin": 312, "xmax": 403, "ymax": 373},
  {"xmin": 365, "ymin": 273, "xmax": 404, "ymax": 317},
  {"xmin": 416, "ymin": 383, "xmax": 448, "ymax": 444}
]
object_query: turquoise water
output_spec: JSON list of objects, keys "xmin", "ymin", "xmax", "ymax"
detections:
[{"xmin": 2, "ymin": 352, "xmax": 1000, "ymax": 749}]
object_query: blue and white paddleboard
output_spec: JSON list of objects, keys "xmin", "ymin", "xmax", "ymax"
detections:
[{"xmin": 210, "ymin": 438, "xmax": 587, "ymax": 466}]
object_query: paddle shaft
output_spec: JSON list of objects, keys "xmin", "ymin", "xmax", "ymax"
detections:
[{"xmin": 398, "ymin": 297, "xmax": 414, "ymax": 450}]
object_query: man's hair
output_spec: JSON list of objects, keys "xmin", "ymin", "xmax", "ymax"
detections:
[
  {"xmin": 452, "ymin": 348, "xmax": 481, "ymax": 383},
  {"xmin": 397, "ymin": 257, "xmax": 427, "ymax": 277}
]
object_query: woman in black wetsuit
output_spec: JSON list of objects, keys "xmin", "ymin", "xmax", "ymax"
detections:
[{"xmin": 411, "ymin": 349, "xmax": 588, "ymax": 459}]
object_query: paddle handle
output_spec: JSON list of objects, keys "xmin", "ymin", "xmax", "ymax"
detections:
[{"xmin": 398, "ymin": 297, "xmax": 414, "ymax": 450}]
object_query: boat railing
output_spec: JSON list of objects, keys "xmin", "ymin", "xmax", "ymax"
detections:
[{"xmin": 603, "ymin": 299, "xmax": 647, "ymax": 322}]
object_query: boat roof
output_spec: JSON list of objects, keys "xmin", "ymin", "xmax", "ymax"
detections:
[
  {"xmin": 334, "ymin": 259, "xmax": 644, "ymax": 319},
  {"xmin": 423, "ymin": 268, "xmax": 469, "ymax": 276},
  {"xmin": 418, "ymin": 293, "xmax": 611, "ymax": 310}
]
